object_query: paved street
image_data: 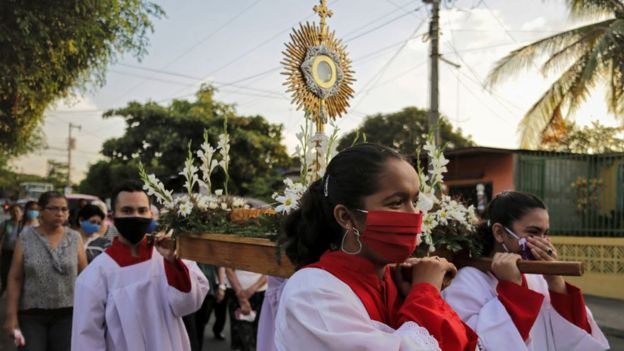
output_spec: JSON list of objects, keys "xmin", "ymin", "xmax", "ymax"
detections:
[
  {"xmin": 0, "ymin": 293, "xmax": 623, "ymax": 350},
  {"xmin": 0, "ymin": 295, "xmax": 232, "ymax": 351}
]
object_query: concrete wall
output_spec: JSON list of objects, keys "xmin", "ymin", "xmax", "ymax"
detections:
[{"xmin": 551, "ymin": 236, "xmax": 624, "ymax": 300}]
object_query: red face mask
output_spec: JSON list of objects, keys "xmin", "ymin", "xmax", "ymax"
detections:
[{"xmin": 357, "ymin": 210, "xmax": 423, "ymax": 263}]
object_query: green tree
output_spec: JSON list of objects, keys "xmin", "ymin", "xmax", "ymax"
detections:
[
  {"xmin": 78, "ymin": 160, "xmax": 142, "ymax": 200},
  {"xmin": 337, "ymin": 107, "xmax": 475, "ymax": 154},
  {"xmin": 0, "ymin": 0, "xmax": 163, "ymax": 157},
  {"xmin": 487, "ymin": 0, "xmax": 624, "ymax": 148},
  {"xmin": 46, "ymin": 160, "xmax": 69, "ymax": 190},
  {"xmin": 79, "ymin": 86, "xmax": 292, "ymax": 201},
  {"xmin": 543, "ymin": 120, "xmax": 624, "ymax": 153}
]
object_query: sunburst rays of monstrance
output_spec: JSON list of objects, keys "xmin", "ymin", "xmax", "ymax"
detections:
[{"xmin": 282, "ymin": 0, "xmax": 355, "ymax": 134}]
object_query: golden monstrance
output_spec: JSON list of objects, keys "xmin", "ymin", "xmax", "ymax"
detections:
[{"xmin": 282, "ymin": 0, "xmax": 355, "ymax": 134}]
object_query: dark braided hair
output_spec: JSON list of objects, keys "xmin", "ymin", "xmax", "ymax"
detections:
[
  {"xmin": 476, "ymin": 191, "xmax": 547, "ymax": 255},
  {"xmin": 282, "ymin": 143, "xmax": 405, "ymax": 267}
]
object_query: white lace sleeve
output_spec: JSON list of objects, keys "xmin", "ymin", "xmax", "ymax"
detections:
[{"xmin": 394, "ymin": 321, "xmax": 441, "ymax": 351}]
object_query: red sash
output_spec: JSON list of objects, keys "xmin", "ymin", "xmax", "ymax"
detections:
[
  {"xmin": 308, "ymin": 250, "xmax": 402, "ymax": 327},
  {"xmin": 307, "ymin": 250, "xmax": 479, "ymax": 351}
]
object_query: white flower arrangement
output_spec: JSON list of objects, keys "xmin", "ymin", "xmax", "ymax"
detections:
[
  {"xmin": 272, "ymin": 115, "xmax": 339, "ymax": 214},
  {"xmin": 140, "ymin": 128, "xmax": 248, "ymax": 221},
  {"xmin": 415, "ymin": 136, "xmax": 479, "ymax": 255}
]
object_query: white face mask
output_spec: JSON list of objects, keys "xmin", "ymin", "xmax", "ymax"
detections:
[{"xmin": 502, "ymin": 227, "xmax": 535, "ymax": 260}]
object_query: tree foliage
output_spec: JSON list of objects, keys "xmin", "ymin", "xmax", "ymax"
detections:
[
  {"xmin": 0, "ymin": 0, "xmax": 163, "ymax": 157},
  {"xmin": 542, "ymin": 120, "xmax": 624, "ymax": 154},
  {"xmin": 46, "ymin": 160, "xmax": 69, "ymax": 190},
  {"xmin": 79, "ymin": 86, "xmax": 293, "ymax": 201},
  {"xmin": 337, "ymin": 107, "xmax": 475, "ymax": 154},
  {"xmin": 487, "ymin": 0, "xmax": 624, "ymax": 148}
]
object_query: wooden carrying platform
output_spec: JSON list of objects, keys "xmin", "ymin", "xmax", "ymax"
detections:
[
  {"xmin": 176, "ymin": 234, "xmax": 584, "ymax": 278},
  {"xmin": 176, "ymin": 233, "xmax": 295, "ymax": 278}
]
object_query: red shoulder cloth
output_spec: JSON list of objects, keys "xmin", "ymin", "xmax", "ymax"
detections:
[
  {"xmin": 308, "ymin": 251, "xmax": 478, "ymax": 351},
  {"xmin": 106, "ymin": 237, "xmax": 191, "ymax": 292},
  {"xmin": 105, "ymin": 237, "xmax": 153, "ymax": 267},
  {"xmin": 307, "ymin": 250, "xmax": 400, "ymax": 326},
  {"xmin": 496, "ymin": 275, "xmax": 545, "ymax": 341}
]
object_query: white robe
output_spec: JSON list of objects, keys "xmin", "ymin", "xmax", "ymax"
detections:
[
  {"xmin": 71, "ymin": 250, "xmax": 209, "ymax": 351},
  {"xmin": 275, "ymin": 267, "xmax": 442, "ymax": 351},
  {"xmin": 442, "ymin": 267, "xmax": 609, "ymax": 351}
]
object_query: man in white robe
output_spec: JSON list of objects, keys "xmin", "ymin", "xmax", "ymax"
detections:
[{"xmin": 71, "ymin": 181, "xmax": 209, "ymax": 351}]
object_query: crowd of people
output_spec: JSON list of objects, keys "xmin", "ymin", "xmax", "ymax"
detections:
[
  {"xmin": 0, "ymin": 182, "xmax": 267, "ymax": 351},
  {"xmin": 0, "ymin": 142, "xmax": 612, "ymax": 351}
]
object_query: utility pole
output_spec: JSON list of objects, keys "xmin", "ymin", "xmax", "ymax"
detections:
[
  {"xmin": 425, "ymin": 0, "xmax": 441, "ymax": 146},
  {"xmin": 67, "ymin": 123, "xmax": 81, "ymax": 192}
]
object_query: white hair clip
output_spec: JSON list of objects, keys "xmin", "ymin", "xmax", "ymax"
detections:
[{"xmin": 324, "ymin": 174, "xmax": 330, "ymax": 198}]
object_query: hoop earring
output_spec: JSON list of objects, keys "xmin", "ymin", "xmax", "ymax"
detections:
[{"xmin": 341, "ymin": 228, "xmax": 362, "ymax": 255}]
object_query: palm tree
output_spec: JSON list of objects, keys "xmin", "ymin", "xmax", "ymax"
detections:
[{"xmin": 486, "ymin": 0, "xmax": 624, "ymax": 148}]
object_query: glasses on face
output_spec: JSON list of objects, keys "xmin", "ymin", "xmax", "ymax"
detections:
[{"xmin": 45, "ymin": 206, "xmax": 69, "ymax": 213}]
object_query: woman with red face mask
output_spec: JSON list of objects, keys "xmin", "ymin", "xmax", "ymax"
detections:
[
  {"xmin": 442, "ymin": 191, "xmax": 609, "ymax": 351},
  {"xmin": 274, "ymin": 143, "xmax": 477, "ymax": 351}
]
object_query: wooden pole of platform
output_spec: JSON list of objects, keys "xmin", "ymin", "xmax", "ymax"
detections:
[{"xmin": 455, "ymin": 257, "xmax": 584, "ymax": 276}]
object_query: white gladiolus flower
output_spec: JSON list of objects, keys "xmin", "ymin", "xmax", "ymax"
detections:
[
  {"xmin": 416, "ymin": 192, "xmax": 435, "ymax": 213},
  {"xmin": 178, "ymin": 201, "xmax": 193, "ymax": 217},
  {"xmin": 215, "ymin": 189, "xmax": 223, "ymax": 196},
  {"xmin": 197, "ymin": 142, "xmax": 221, "ymax": 194},
  {"xmin": 220, "ymin": 202, "xmax": 228, "ymax": 210}
]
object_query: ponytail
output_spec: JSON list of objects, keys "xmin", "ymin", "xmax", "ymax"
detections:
[{"xmin": 282, "ymin": 179, "xmax": 342, "ymax": 267}]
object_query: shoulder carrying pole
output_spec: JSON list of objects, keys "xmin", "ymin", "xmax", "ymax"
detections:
[{"xmin": 454, "ymin": 257, "xmax": 584, "ymax": 276}]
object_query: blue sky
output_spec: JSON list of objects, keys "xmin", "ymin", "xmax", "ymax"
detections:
[{"xmin": 15, "ymin": 0, "xmax": 620, "ymax": 182}]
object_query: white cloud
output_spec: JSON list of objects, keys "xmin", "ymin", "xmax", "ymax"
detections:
[{"xmin": 521, "ymin": 17, "xmax": 548, "ymax": 31}]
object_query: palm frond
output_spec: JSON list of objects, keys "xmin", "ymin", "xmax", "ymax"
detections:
[
  {"xmin": 606, "ymin": 58, "xmax": 624, "ymax": 118},
  {"xmin": 566, "ymin": 28, "xmax": 616, "ymax": 111},
  {"xmin": 486, "ymin": 21, "xmax": 614, "ymax": 87},
  {"xmin": 564, "ymin": 0, "xmax": 621, "ymax": 19},
  {"xmin": 518, "ymin": 55, "xmax": 591, "ymax": 148},
  {"xmin": 541, "ymin": 20, "xmax": 614, "ymax": 75}
]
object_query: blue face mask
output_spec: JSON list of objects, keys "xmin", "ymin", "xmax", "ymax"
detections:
[
  {"xmin": 503, "ymin": 227, "xmax": 535, "ymax": 260},
  {"xmin": 80, "ymin": 221, "xmax": 101, "ymax": 236},
  {"xmin": 147, "ymin": 219, "xmax": 158, "ymax": 233},
  {"xmin": 26, "ymin": 210, "xmax": 39, "ymax": 220}
]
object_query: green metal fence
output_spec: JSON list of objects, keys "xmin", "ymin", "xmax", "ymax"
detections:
[{"xmin": 515, "ymin": 152, "xmax": 624, "ymax": 237}]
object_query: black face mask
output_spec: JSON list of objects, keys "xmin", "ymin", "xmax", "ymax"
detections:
[{"xmin": 114, "ymin": 217, "xmax": 152, "ymax": 244}]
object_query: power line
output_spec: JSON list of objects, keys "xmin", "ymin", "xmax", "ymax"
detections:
[
  {"xmin": 453, "ymin": 69, "xmax": 514, "ymax": 122},
  {"xmin": 113, "ymin": 65, "xmax": 287, "ymax": 97},
  {"xmin": 51, "ymin": 3, "xmax": 426, "ymax": 117},
  {"xmin": 383, "ymin": 0, "xmax": 421, "ymax": 17},
  {"xmin": 202, "ymin": 0, "xmax": 341, "ymax": 79},
  {"xmin": 111, "ymin": 0, "xmax": 265, "ymax": 102},
  {"xmin": 352, "ymin": 16, "xmax": 427, "ymax": 111},
  {"xmin": 358, "ymin": 59, "xmax": 428, "ymax": 95},
  {"xmin": 165, "ymin": 0, "xmax": 265, "ymax": 67},
  {"xmin": 202, "ymin": 2, "xmax": 421, "ymax": 100},
  {"xmin": 342, "ymin": 0, "xmax": 415, "ymax": 39},
  {"xmin": 344, "ymin": 7, "xmax": 421, "ymax": 42},
  {"xmin": 481, "ymin": 0, "xmax": 517, "ymax": 43},
  {"xmin": 442, "ymin": 40, "xmax": 523, "ymax": 117}
]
